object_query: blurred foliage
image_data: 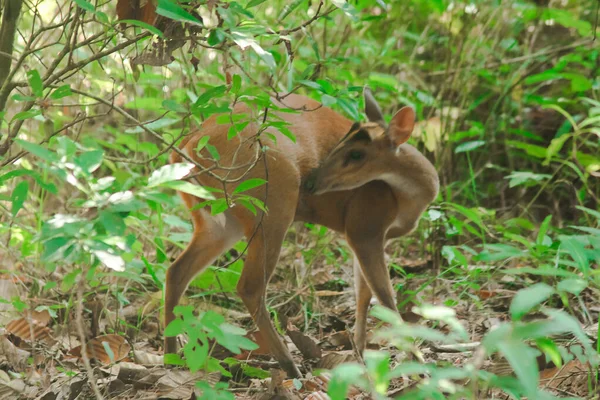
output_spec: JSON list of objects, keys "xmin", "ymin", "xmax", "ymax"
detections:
[{"xmin": 0, "ymin": 0, "xmax": 599, "ymax": 398}]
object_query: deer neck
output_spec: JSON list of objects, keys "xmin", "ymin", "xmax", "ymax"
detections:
[{"xmin": 379, "ymin": 144, "xmax": 439, "ymax": 205}]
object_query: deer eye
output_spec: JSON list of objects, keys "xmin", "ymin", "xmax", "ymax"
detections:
[{"xmin": 348, "ymin": 150, "xmax": 365, "ymax": 161}]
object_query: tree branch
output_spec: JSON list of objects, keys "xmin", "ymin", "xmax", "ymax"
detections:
[{"xmin": 0, "ymin": 0, "xmax": 24, "ymax": 109}]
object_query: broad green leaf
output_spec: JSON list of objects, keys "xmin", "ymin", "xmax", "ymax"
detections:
[
  {"xmin": 536, "ymin": 338, "xmax": 562, "ymax": 368},
  {"xmin": 0, "ymin": 169, "xmax": 57, "ymax": 194},
  {"xmin": 162, "ymin": 99, "xmax": 188, "ymax": 113},
  {"xmin": 164, "ymin": 319, "xmax": 184, "ymax": 337},
  {"xmin": 557, "ymin": 278, "xmax": 587, "ymax": 295},
  {"xmin": 543, "ymin": 8, "xmax": 591, "ymax": 36},
  {"xmin": 73, "ymin": 0, "xmax": 95, "ymax": 12},
  {"xmin": 11, "ymin": 181, "xmax": 29, "ymax": 217},
  {"xmin": 74, "ymin": 150, "xmax": 104, "ymax": 174},
  {"xmin": 148, "ymin": 163, "xmax": 195, "ymax": 187},
  {"xmin": 195, "ymin": 136, "xmax": 210, "ymax": 153},
  {"xmin": 454, "ymin": 140, "xmax": 485, "ymax": 153},
  {"xmin": 49, "ymin": 85, "xmax": 72, "ymax": 99},
  {"xmin": 194, "ymin": 85, "xmax": 227, "ymax": 107},
  {"xmin": 246, "ymin": 0, "xmax": 267, "ymax": 8},
  {"xmin": 206, "ymin": 144, "xmax": 220, "ymax": 160},
  {"xmin": 510, "ymin": 283, "xmax": 554, "ymax": 320},
  {"xmin": 12, "ymin": 94, "xmax": 36, "ymax": 102},
  {"xmin": 160, "ymin": 180, "xmax": 216, "ymax": 200},
  {"xmin": 507, "ymin": 140, "xmax": 547, "ymax": 158},
  {"xmin": 328, "ymin": 363, "xmax": 365, "ymax": 400},
  {"xmin": 559, "ymin": 236, "xmax": 590, "ymax": 274},
  {"xmin": 210, "ymin": 198, "xmax": 229, "ymax": 215},
  {"xmin": 15, "ymin": 139, "xmax": 58, "ymax": 162},
  {"xmin": 231, "ymin": 74, "xmax": 242, "ymax": 94},
  {"xmin": 505, "ymin": 171, "xmax": 551, "ymax": 188},
  {"xmin": 12, "ymin": 109, "xmax": 42, "ymax": 121},
  {"xmin": 497, "ymin": 340, "xmax": 539, "ymax": 398},
  {"xmin": 119, "ymin": 19, "xmax": 165, "ymax": 38},
  {"xmin": 233, "ymin": 178, "xmax": 266, "ymax": 194},
  {"xmin": 329, "ymin": 0, "xmax": 359, "ymax": 21},
  {"xmin": 156, "ymin": 0, "xmax": 202, "ymax": 25},
  {"xmin": 26, "ymin": 70, "xmax": 43, "ymax": 97}
]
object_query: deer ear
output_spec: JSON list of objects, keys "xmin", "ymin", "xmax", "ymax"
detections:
[
  {"xmin": 388, "ymin": 106, "xmax": 415, "ymax": 147},
  {"xmin": 363, "ymin": 87, "xmax": 385, "ymax": 125}
]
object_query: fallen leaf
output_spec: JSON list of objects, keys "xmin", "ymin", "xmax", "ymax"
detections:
[
  {"xmin": 6, "ymin": 317, "xmax": 55, "ymax": 345},
  {"xmin": 317, "ymin": 351, "xmax": 355, "ymax": 370},
  {"xmin": 69, "ymin": 334, "xmax": 130, "ymax": 365},
  {"xmin": 287, "ymin": 330, "xmax": 322, "ymax": 360}
]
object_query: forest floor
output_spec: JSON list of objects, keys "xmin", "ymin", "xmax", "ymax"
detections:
[{"xmin": 0, "ymin": 230, "xmax": 596, "ymax": 400}]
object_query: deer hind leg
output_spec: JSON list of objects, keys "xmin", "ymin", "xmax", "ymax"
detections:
[
  {"xmin": 353, "ymin": 254, "xmax": 373, "ymax": 354},
  {"xmin": 236, "ymin": 218, "xmax": 302, "ymax": 379},
  {"xmin": 164, "ymin": 210, "xmax": 243, "ymax": 354}
]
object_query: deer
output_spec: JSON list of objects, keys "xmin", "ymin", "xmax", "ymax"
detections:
[{"xmin": 164, "ymin": 87, "xmax": 440, "ymax": 378}]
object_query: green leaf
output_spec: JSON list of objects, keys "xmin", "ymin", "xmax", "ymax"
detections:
[
  {"xmin": 26, "ymin": 70, "xmax": 43, "ymax": 97},
  {"xmin": 505, "ymin": 171, "xmax": 551, "ymax": 188},
  {"xmin": 164, "ymin": 318, "xmax": 184, "ymax": 337},
  {"xmin": 543, "ymin": 8, "xmax": 591, "ymax": 36},
  {"xmin": 567, "ymin": 74, "xmax": 592, "ymax": 92},
  {"xmin": 328, "ymin": 363, "xmax": 365, "ymax": 400},
  {"xmin": 11, "ymin": 181, "xmax": 29, "ymax": 217},
  {"xmin": 162, "ymin": 99, "xmax": 188, "ymax": 113},
  {"xmin": 231, "ymin": 74, "xmax": 242, "ymax": 94},
  {"xmin": 536, "ymin": 215, "xmax": 552, "ymax": 246},
  {"xmin": 246, "ymin": 0, "xmax": 267, "ymax": 8},
  {"xmin": 544, "ymin": 133, "xmax": 570, "ymax": 165},
  {"xmin": 536, "ymin": 338, "xmax": 562, "ymax": 368},
  {"xmin": 12, "ymin": 94, "xmax": 36, "ymax": 102},
  {"xmin": 507, "ymin": 140, "xmax": 547, "ymax": 158},
  {"xmin": 233, "ymin": 178, "xmax": 266, "ymax": 194},
  {"xmin": 147, "ymin": 163, "xmax": 194, "ymax": 187},
  {"xmin": 206, "ymin": 144, "xmax": 220, "ymax": 161},
  {"xmin": 74, "ymin": 150, "xmax": 104, "ymax": 174},
  {"xmin": 194, "ymin": 85, "xmax": 227, "ymax": 107},
  {"xmin": 160, "ymin": 180, "xmax": 216, "ymax": 200},
  {"xmin": 73, "ymin": 0, "xmax": 95, "ymax": 12},
  {"xmin": 207, "ymin": 29, "xmax": 225, "ymax": 46},
  {"xmin": 455, "ymin": 140, "xmax": 485, "ymax": 153},
  {"xmin": 278, "ymin": 0, "xmax": 304, "ymax": 21},
  {"xmin": 210, "ymin": 198, "xmax": 229, "ymax": 215},
  {"xmin": 156, "ymin": 0, "xmax": 202, "ymax": 25},
  {"xmin": 510, "ymin": 283, "xmax": 555, "ymax": 321},
  {"xmin": 15, "ymin": 139, "xmax": 58, "ymax": 162},
  {"xmin": 12, "ymin": 109, "xmax": 42, "ymax": 121},
  {"xmin": 119, "ymin": 19, "xmax": 165, "ymax": 38},
  {"xmin": 557, "ymin": 278, "xmax": 587, "ymax": 295},
  {"xmin": 0, "ymin": 169, "xmax": 57, "ymax": 194},
  {"xmin": 576, "ymin": 206, "xmax": 600, "ymax": 221},
  {"xmin": 195, "ymin": 136, "xmax": 210, "ymax": 153},
  {"xmin": 164, "ymin": 353, "xmax": 185, "ymax": 366},
  {"xmin": 497, "ymin": 340, "xmax": 540, "ymax": 398},
  {"xmin": 329, "ymin": 0, "xmax": 359, "ymax": 21},
  {"xmin": 49, "ymin": 85, "xmax": 72, "ymax": 100},
  {"xmin": 559, "ymin": 236, "xmax": 590, "ymax": 274}
]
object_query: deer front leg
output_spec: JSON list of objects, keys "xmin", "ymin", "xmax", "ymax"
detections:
[
  {"xmin": 353, "ymin": 254, "xmax": 373, "ymax": 354},
  {"xmin": 347, "ymin": 235, "xmax": 396, "ymax": 312}
]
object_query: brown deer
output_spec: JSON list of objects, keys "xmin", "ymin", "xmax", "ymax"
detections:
[{"xmin": 165, "ymin": 88, "xmax": 439, "ymax": 378}]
